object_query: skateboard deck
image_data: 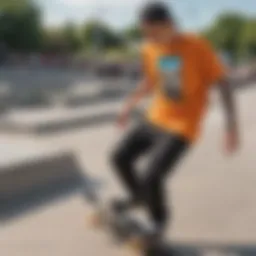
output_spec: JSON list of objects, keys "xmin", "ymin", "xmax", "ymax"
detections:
[
  {"xmin": 81, "ymin": 173, "xmax": 136, "ymax": 241},
  {"xmin": 88, "ymin": 208, "xmax": 167, "ymax": 255},
  {"xmin": 81, "ymin": 174, "xmax": 168, "ymax": 255}
]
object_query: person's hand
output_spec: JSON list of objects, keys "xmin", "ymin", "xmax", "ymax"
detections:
[
  {"xmin": 116, "ymin": 108, "xmax": 130, "ymax": 129},
  {"xmin": 224, "ymin": 127, "xmax": 240, "ymax": 155}
]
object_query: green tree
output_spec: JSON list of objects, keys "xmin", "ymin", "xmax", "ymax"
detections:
[
  {"xmin": 0, "ymin": 0, "xmax": 42, "ymax": 52},
  {"xmin": 203, "ymin": 13, "xmax": 247, "ymax": 62},
  {"xmin": 240, "ymin": 19, "xmax": 256, "ymax": 60},
  {"xmin": 123, "ymin": 25, "xmax": 142, "ymax": 42},
  {"xmin": 42, "ymin": 27, "xmax": 66, "ymax": 54},
  {"xmin": 82, "ymin": 20, "xmax": 124, "ymax": 52},
  {"xmin": 62, "ymin": 22, "xmax": 81, "ymax": 53}
]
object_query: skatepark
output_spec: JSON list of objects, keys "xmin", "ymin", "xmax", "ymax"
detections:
[{"xmin": 0, "ymin": 68, "xmax": 256, "ymax": 256}]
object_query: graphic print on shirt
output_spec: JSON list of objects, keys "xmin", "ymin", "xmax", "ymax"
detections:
[{"xmin": 158, "ymin": 56, "xmax": 182, "ymax": 101}]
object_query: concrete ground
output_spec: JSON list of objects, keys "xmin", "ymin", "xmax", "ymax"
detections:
[{"xmin": 0, "ymin": 85, "xmax": 256, "ymax": 255}]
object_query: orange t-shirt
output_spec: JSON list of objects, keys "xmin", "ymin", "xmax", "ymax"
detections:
[{"xmin": 143, "ymin": 34, "xmax": 226, "ymax": 142}]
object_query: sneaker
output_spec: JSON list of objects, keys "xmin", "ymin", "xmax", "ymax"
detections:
[{"xmin": 111, "ymin": 197, "xmax": 140, "ymax": 215}]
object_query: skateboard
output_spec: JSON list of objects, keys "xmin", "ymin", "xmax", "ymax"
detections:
[
  {"xmin": 88, "ymin": 207, "xmax": 165, "ymax": 255},
  {"xmin": 81, "ymin": 174, "xmax": 166, "ymax": 255},
  {"xmin": 81, "ymin": 173, "xmax": 137, "ymax": 242}
]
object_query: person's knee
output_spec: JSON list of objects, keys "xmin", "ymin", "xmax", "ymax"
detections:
[
  {"xmin": 110, "ymin": 147, "xmax": 128, "ymax": 170},
  {"xmin": 150, "ymin": 202, "xmax": 169, "ymax": 227},
  {"xmin": 143, "ymin": 176, "xmax": 161, "ymax": 197}
]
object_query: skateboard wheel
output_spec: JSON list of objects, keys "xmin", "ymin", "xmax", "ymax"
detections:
[
  {"xmin": 87, "ymin": 212, "xmax": 105, "ymax": 228},
  {"xmin": 126, "ymin": 237, "xmax": 145, "ymax": 253}
]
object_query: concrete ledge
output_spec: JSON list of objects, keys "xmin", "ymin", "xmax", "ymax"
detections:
[
  {"xmin": 0, "ymin": 152, "xmax": 82, "ymax": 202},
  {"xmin": 0, "ymin": 103, "xmax": 142, "ymax": 134}
]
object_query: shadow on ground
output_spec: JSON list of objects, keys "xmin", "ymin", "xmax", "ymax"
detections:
[
  {"xmin": 0, "ymin": 178, "xmax": 82, "ymax": 223},
  {"xmin": 146, "ymin": 242, "xmax": 256, "ymax": 256},
  {"xmin": 0, "ymin": 165, "xmax": 105, "ymax": 225}
]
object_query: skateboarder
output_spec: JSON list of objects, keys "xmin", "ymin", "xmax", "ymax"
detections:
[{"xmin": 110, "ymin": 1, "xmax": 239, "ymax": 242}]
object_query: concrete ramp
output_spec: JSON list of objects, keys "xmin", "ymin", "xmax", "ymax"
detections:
[
  {"xmin": 0, "ymin": 152, "xmax": 81, "ymax": 202},
  {"xmin": 0, "ymin": 139, "xmax": 84, "ymax": 222}
]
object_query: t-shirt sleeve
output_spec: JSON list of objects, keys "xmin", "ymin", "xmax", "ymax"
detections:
[{"xmin": 199, "ymin": 38, "xmax": 227, "ymax": 85}]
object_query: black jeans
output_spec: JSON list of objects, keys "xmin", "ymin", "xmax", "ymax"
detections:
[{"xmin": 111, "ymin": 122, "xmax": 189, "ymax": 227}]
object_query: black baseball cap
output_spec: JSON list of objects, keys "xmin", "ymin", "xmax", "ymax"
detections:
[{"xmin": 139, "ymin": 1, "xmax": 173, "ymax": 24}]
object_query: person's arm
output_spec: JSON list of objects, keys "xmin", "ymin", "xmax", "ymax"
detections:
[
  {"xmin": 117, "ymin": 45, "xmax": 156, "ymax": 128},
  {"xmin": 123, "ymin": 77, "xmax": 153, "ymax": 111},
  {"xmin": 117, "ymin": 77, "xmax": 154, "ymax": 128},
  {"xmin": 217, "ymin": 77, "xmax": 239, "ymax": 153},
  {"xmin": 218, "ymin": 78, "xmax": 237, "ymax": 131},
  {"xmin": 199, "ymin": 38, "xmax": 239, "ymax": 153}
]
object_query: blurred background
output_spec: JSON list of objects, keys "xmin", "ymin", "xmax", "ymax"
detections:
[{"xmin": 0, "ymin": 0, "xmax": 255, "ymax": 256}]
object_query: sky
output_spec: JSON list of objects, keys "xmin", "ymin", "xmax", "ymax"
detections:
[{"xmin": 37, "ymin": 0, "xmax": 256, "ymax": 31}]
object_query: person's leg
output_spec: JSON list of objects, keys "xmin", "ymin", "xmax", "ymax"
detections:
[
  {"xmin": 110, "ymin": 122, "xmax": 155, "ymax": 205},
  {"xmin": 142, "ymin": 133, "xmax": 189, "ymax": 231}
]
